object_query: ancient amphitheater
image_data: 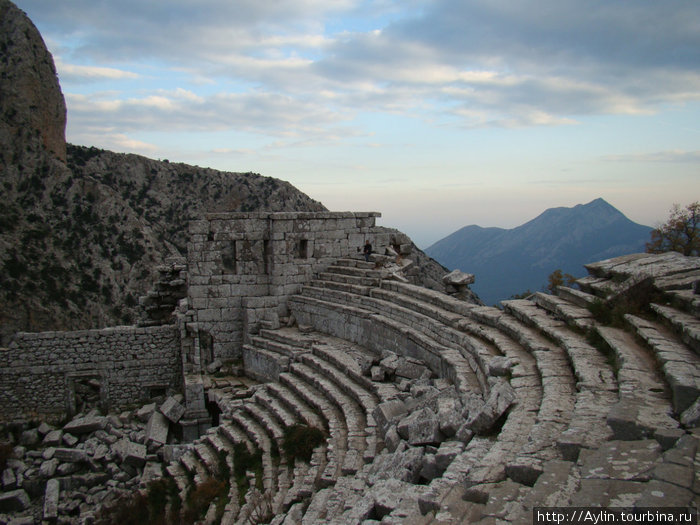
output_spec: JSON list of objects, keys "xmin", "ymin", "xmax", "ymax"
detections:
[{"xmin": 1, "ymin": 212, "xmax": 699, "ymax": 524}]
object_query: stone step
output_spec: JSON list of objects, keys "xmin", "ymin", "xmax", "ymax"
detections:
[
  {"xmin": 290, "ymin": 293, "xmax": 483, "ymax": 397},
  {"xmin": 179, "ymin": 448, "xmax": 208, "ymax": 485},
  {"xmin": 654, "ymin": 269, "xmax": 700, "ymax": 291},
  {"xmin": 335, "ymin": 257, "xmax": 377, "ymax": 270},
  {"xmin": 248, "ymin": 335, "xmax": 303, "ymax": 357},
  {"xmin": 325, "ymin": 264, "xmax": 383, "ymax": 279},
  {"xmin": 502, "ymin": 299, "xmax": 616, "ymax": 459},
  {"xmin": 165, "ymin": 462, "xmax": 190, "ymax": 501},
  {"xmin": 254, "ymin": 390, "xmax": 299, "ymax": 430},
  {"xmin": 318, "ymin": 271, "xmax": 381, "ymax": 287},
  {"xmin": 370, "ymin": 287, "xmax": 465, "ymax": 329},
  {"xmin": 556, "ymin": 285, "xmax": 597, "ymax": 309},
  {"xmin": 625, "ymin": 314, "xmax": 700, "ymax": 415},
  {"xmin": 278, "ymin": 371, "xmax": 346, "ymax": 482},
  {"xmin": 595, "ymin": 326, "xmax": 678, "ymax": 439},
  {"xmin": 380, "ymin": 279, "xmax": 477, "ymax": 317},
  {"xmin": 218, "ymin": 422, "xmax": 254, "ymax": 455},
  {"xmin": 258, "ymin": 327, "xmax": 315, "ymax": 350},
  {"xmin": 265, "ymin": 381, "xmax": 325, "ymax": 431},
  {"xmin": 531, "ymin": 292, "xmax": 595, "ymax": 332},
  {"xmin": 667, "ymin": 288, "xmax": 700, "ymax": 317},
  {"xmin": 243, "ymin": 402, "xmax": 285, "ymax": 442},
  {"xmin": 298, "ymin": 285, "xmax": 491, "ymax": 390},
  {"xmin": 298, "ymin": 352, "xmax": 378, "ymax": 421},
  {"xmin": 310, "ymin": 278, "xmax": 373, "ymax": 298},
  {"xmin": 242, "ymin": 344, "xmax": 290, "ymax": 382},
  {"xmin": 229, "ymin": 411, "xmax": 276, "ymax": 494},
  {"xmin": 194, "ymin": 441, "xmax": 223, "ymax": 477},
  {"xmin": 650, "ymin": 303, "xmax": 700, "ymax": 355}
]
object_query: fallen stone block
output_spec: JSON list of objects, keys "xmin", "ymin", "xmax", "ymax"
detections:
[
  {"xmin": 113, "ymin": 439, "xmax": 147, "ymax": 469},
  {"xmin": 146, "ymin": 411, "xmax": 169, "ymax": 446},
  {"xmin": 372, "ymin": 399, "xmax": 407, "ymax": 434},
  {"xmin": 488, "ymin": 356, "xmax": 516, "ymax": 377},
  {"xmin": 43, "ymin": 478, "xmax": 59, "ymax": 520},
  {"xmin": 42, "ymin": 429, "xmax": 63, "ymax": 447},
  {"xmin": 435, "ymin": 440, "xmax": 464, "ymax": 472},
  {"xmin": 443, "ymin": 269, "xmax": 475, "ymax": 286},
  {"xmin": 39, "ymin": 458, "xmax": 59, "ymax": 478},
  {"xmin": 135, "ymin": 403, "xmax": 157, "ymax": 423},
  {"xmin": 467, "ymin": 380, "xmax": 516, "ymax": 435},
  {"xmin": 0, "ymin": 489, "xmax": 30, "ymax": 512},
  {"xmin": 160, "ymin": 396, "xmax": 186, "ymax": 423},
  {"xmin": 207, "ymin": 358, "xmax": 223, "ymax": 374},
  {"xmin": 2, "ymin": 467, "xmax": 17, "ymax": 490},
  {"xmin": 62, "ymin": 433, "xmax": 78, "ymax": 447},
  {"xmin": 63, "ymin": 415, "xmax": 106, "ymax": 435},
  {"xmin": 397, "ymin": 407, "xmax": 443, "ymax": 446},
  {"xmin": 53, "ymin": 448, "xmax": 88, "ymax": 463},
  {"xmin": 395, "ymin": 358, "xmax": 430, "ymax": 380}
]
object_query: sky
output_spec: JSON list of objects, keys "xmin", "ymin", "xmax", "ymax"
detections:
[{"xmin": 14, "ymin": 0, "xmax": 700, "ymax": 247}]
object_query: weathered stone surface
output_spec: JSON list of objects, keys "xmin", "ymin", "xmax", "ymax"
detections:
[
  {"xmin": 0, "ymin": 489, "xmax": 30, "ymax": 512},
  {"xmin": 372, "ymin": 399, "xmax": 407, "ymax": 434},
  {"xmin": 39, "ymin": 458, "xmax": 59, "ymax": 478},
  {"xmin": 146, "ymin": 411, "xmax": 169, "ymax": 446},
  {"xmin": 53, "ymin": 448, "xmax": 88, "ymax": 463},
  {"xmin": 397, "ymin": 407, "xmax": 442, "ymax": 446},
  {"xmin": 436, "ymin": 395, "xmax": 464, "ymax": 437},
  {"xmin": 42, "ymin": 429, "xmax": 63, "ymax": 447},
  {"xmin": 63, "ymin": 415, "xmax": 106, "ymax": 435},
  {"xmin": 2, "ymin": 468, "xmax": 17, "ymax": 490},
  {"xmin": 466, "ymin": 381, "xmax": 516, "ymax": 434},
  {"xmin": 43, "ymin": 478, "xmax": 59, "ymax": 520},
  {"xmin": 578, "ymin": 440, "xmax": 661, "ymax": 481},
  {"xmin": 113, "ymin": 439, "xmax": 147, "ymax": 468},
  {"xmin": 442, "ymin": 269, "xmax": 475, "ymax": 286},
  {"xmin": 136, "ymin": 403, "xmax": 157, "ymax": 423},
  {"xmin": 488, "ymin": 356, "xmax": 516, "ymax": 377},
  {"xmin": 160, "ymin": 396, "xmax": 186, "ymax": 423}
]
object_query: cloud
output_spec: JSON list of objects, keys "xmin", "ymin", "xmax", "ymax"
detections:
[
  {"xmin": 602, "ymin": 150, "xmax": 700, "ymax": 164},
  {"xmin": 18, "ymin": 0, "xmax": 700, "ymax": 137}
]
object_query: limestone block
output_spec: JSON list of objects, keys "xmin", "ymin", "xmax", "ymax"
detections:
[
  {"xmin": 372, "ymin": 399, "xmax": 407, "ymax": 434},
  {"xmin": 113, "ymin": 439, "xmax": 147, "ymax": 469},
  {"xmin": 466, "ymin": 380, "xmax": 516, "ymax": 435},
  {"xmin": 146, "ymin": 411, "xmax": 169, "ymax": 446},
  {"xmin": 0, "ymin": 489, "xmax": 30, "ymax": 512},
  {"xmin": 19, "ymin": 429, "xmax": 40, "ymax": 447},
  {"xmin": 395, "ymin": 358, "xmax": 429, "ymax": 380},
  {"xmin": 39, "ymin": 458, "xmax": 59, "ymax": 478},
  {"xmin": 42, "ymin": 429, "xmax": 63, "ymax": 447},
  {"xmin": 63, "ymin": 415, "xmax": 106, "ymax": 435},
  {"xmin": 43, "ymin": 478, "xmax": 59, "ymax": 520},
  {"xmin": 2, "ymin": 468, "xmax": 17, "ymax": 490},
  {"xmin": 397, "ymin": 407, "xmax": 443, "ymax": 446},
  {"xmin": 436, "ymin": 396, "xmax": 464, "ymax": 437},
  {"xmin": 443, "ymin": 269, "xmax": 475, "ymax": 286},
  {"xmin": 160, "ymin": 396, "xmax": 186, "ymax": 423},
  {"xmin": 136, "ymin": 403, "xmax": 157, "ymax": 423},
  {"xmin": 53, "ymin": 448, "xmax": 88, "ymax": 463}
]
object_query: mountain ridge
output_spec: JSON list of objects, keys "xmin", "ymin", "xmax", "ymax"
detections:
[{"xmin": 426, "ymin": 198, "xmax": 652, "ymax": 305}]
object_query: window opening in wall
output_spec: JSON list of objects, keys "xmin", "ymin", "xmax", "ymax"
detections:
[
  {"xmin": 148, "ymin": 386, "xmax": 167, "ymax": 400},
  {"xmin": 68, "ymin": 375, "xmax": 103, "ymax": 415},
  {"xmin": 298, "ymin": 239, "xmax": 309, "ymax": 259},
  {"xmin": 221, "ymin": 241, "xmax": 237, "ymax": 273}
]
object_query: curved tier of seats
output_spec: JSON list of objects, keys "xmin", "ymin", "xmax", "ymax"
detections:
[{"xmin": 152, "ymin": 252, "xmax": 699, "ymax": 523}]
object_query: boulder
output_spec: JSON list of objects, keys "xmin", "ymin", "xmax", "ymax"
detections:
[{"xmin": 146, "ymin": 411, "xmax": 169, "ymax": 447}]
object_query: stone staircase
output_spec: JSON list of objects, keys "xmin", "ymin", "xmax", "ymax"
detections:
[{"xmin": 152, "ymin": 252, "xmax": 699, "ymax": 523}]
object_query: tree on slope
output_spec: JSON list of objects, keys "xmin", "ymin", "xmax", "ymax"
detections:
[{"xmin": 646, "ymin": 202, "xmax": 699, "ymax": 257}]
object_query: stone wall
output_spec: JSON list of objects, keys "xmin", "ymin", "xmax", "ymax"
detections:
[
  {"xmin": 187, "ymin": 211, "xmax": 388, "ymax": 362},
  {"xmin": 0, "ymin": 325, "xmax": 180, "ymax": 423}
]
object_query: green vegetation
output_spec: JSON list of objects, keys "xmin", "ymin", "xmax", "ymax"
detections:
[
  {"xmin": 586, "ymin": 279, "xmax": 663, "ymax": 328},
  {"xmin": 647, "ymin": 201, "xmax": 699, "ymax": 256},
  {"xmin": 282, "ymin": 424, "xmax": 326, "ymax": 463}
]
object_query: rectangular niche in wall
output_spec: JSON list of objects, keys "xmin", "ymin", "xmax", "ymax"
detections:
[
  {"xmin": 298, "ymin": 239, "xmax": 309, "ymax": 259},
  {"xmin": 221, "ymin": 241, "xmax": 237, "ymax": 273}
]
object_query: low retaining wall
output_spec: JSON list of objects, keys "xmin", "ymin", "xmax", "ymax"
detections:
[{"xmin": 0, "ymin": 324, "xmax": 181, "ymax": 423}]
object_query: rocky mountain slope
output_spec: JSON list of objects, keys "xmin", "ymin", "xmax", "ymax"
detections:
[
  {"xmin": 0, "ymin": 0, "xmax": 452, "ymax": 343},
  {"xmin": 426, "ymin": 198, "xmax": 652, "ymax": 305},
  {"xmin": 0, "ymin": 0, "xmax": 328, "ymax": 343}
]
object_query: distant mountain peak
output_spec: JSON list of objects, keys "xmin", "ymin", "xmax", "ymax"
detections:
[{"xmin": 426, "ymin": 199, "xmax": 652, "ymax": 305}]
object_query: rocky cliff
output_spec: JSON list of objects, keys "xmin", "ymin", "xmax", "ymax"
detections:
[{"xmin": 0, "ymin": 1, "xmax": 328, "ymax": 343}]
